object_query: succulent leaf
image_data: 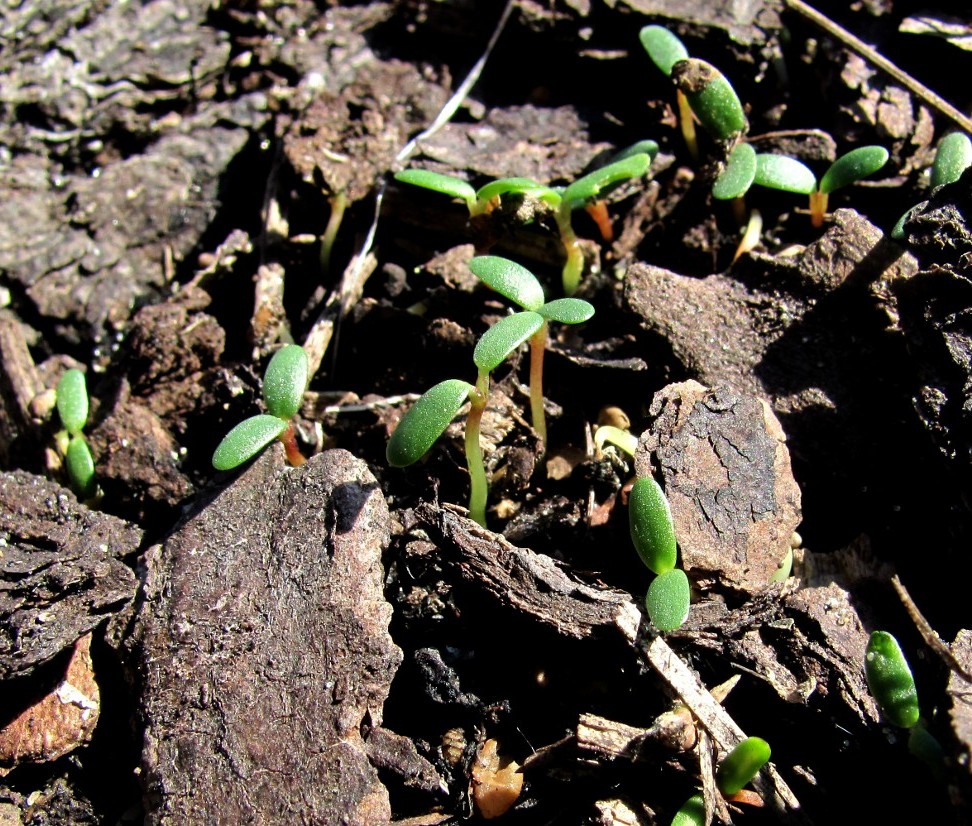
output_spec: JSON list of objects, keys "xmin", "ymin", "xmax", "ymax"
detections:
[
  {"xmin": 639, "ymin": 25, "xmax": 689, "ymax": 76},
  {"xmin": 562, "ymin": 154, "xmax": 651, "ymax": 210},
  {"xmin": 395, "ymin": 169, "xmax": 477, "ymax": 209},
  {"xmin": 539, "ymin": 298, "xmax": 595, "ymax": 324},
  {"xmin": 716, "ymin": 737, "xmax": 772, "ymax": 795},
  {"xmin": 670, "ymin": 794, "xmax": 705, "ymax": 826},
  {"xmin": 611, "ymin": 140, "xmax": 660, "ymax": 165},
  {"xmin": 263, "ymin": 344, "xmax": 308, "ymax": 421},
  {"xmin": 65, "ymin": 435, "xmax": 96, "ymax": 498},
  {"xmin": 931, "ymin": 132, "xmax": 972, "ymax": 189},
  {"xmin": 628, "ymin": 476, "xmax": 677, "ymax": 574},
  {"xmin": 753, "ymin": 154, "xmax": 817, "ymax": 195},
  {"xmin": 469, "ymin": 256, "xmax": 545, "ymax": 311},
  {"xmin": 56, "ymin": 369, "xmax": 89, "ymax": 435},
  {"xmin": 865, "ymin": 630, "xmax": 920, "ymax": 728},
  {"xmin": 213, "ymin": 414, "xmax": 288, "ymax": 471},
  {"xmin": 645, "ymin": 568, "xmax": 690, "ymax": 632},
  {"xmin": 818, "ymin": 146, "xmax": 888, "ymax": 194},
  {"xmin": 672, "ymin": 58, "xmax": 747, "ymax": 141},
  {"xmin": 712, "ymin": 142, "xmax": 757, "ymax": 200},
  {"xmin": 386, "ymin": 379, "xmax": 474, "ymax": 468},
  {"xmin": 475, "ymin": 177, "xmax": 553, "ymax": 205},
  {"xmin": 473, "ymin": 311, "xmax": 544, "ymax": 373}
]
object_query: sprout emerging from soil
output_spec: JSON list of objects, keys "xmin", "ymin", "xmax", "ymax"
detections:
[
  {"xmin": 640, "ymin": 25, "xmax": 697, "ymax": 158},
  {"xmin": 386, "ymin": 310, "xmax": 543, "ymax": 526},
  {"xmin": 716, "ymin": 736, "xmax": 772, "ymax": 796},
  {"xmin": 55, "ymin": 368, "xmax": 96, "ymax": 499},
  {"xmin": 213, "ymin": 344, "xmax": 309, "ymax": 471},
  {"xmin": 671, "ymin": 57, "xmax": 748, "ymax": 144},
  {"xmin": 469, "ymin": 255, "xmax": 594, "ymax": 445},
  {"xmin": 864, "ymin": 630, "xmax": 921, "ymax": 729}
]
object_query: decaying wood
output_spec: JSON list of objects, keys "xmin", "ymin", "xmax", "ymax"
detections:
[
  {"xmin": 415, "ymin": 504, "xmax": 635, "ymax": 640},
  {"xmin": 576, "ymin": 709, "xmax": 696, "ymax": 761},
  {"xmin": 0, "ymin": 311, "xmax": 41, "ymax": 464}
]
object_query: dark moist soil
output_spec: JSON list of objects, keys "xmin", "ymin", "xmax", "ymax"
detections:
[{"xmin": 2, "ymin": 1, "xmax": 972, "ymax": 824}]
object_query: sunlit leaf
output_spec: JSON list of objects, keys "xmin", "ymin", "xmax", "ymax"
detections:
[
  {"xmin": 713, "ymin": 142, "xmax": 757, "ymax": 200},
  {"xmin": 931, "ymin": 132, "xmax": 972, "ymax": 188},
  {"xmin": 562, "ymin": 154, "xmax": 651, "ymax": 210},
  {"xmin": 865, "ymin": 630, "xmax": 920, "ymax": 728},
  {"xmin": 395, "ymin": 169, "xmax": 477, "ymax": 209},
  {"xmin": 473, "ymin": 312, "xmax": 544, "ymax": 373},
  {"xmin": 469, "ymin": 256, "xmax": 545, "ymax": 311},
  {"xmin": 475, "ymin": 177, "xmax": 554, "ymax": 205},
  {"xmin": 65, "ymin": 435, "xmax": 95, "ymax": 498},
  {"xmin": 386, "ymin": 379, "xmax": 474, "ymax": 468},
  {"xmin": 670, "ymin": 794, "xmax": 705, "ymax": 826},
  {"xmin": 645, "ymin": 568, "xmax": 690, "ymax": 632},
  {"xmin": 263, "ymin": 344, "xmax": 308, "ymax": 421},
  {"xmin": 639, "ymin": 25, "xmax": 689, "ymax": 77},
  {"xmin": 213, "ymin": 414, "xmax": 288, "ymax": 471},
  {"xmin": 716, "ymin": 737, "xmax": 772, "ymax": 795},
  {"xmin": 818, "ymin": 146, "xmax": 888, "ymax": 194},
  {"xmin": 753, "ymin": 153, "xmax": 817, "ymax": 195},
  {"xmin": 672, "ymin": 58, "xmax": 747, "ymax": 141},
  {"xmin": 628, "ymin": 476, "xmax": 677, "ymax": 574},
  {"xmin": 56, "ymin": 369, "xmax": 88, "ymax": 435},
  {"xmin": 539, "ymin": 298, "xmax": 594, "ymax": 324}
]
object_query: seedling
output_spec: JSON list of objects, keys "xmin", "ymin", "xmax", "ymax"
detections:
[
  {"xmin": 864, "ymin": 630, "xmax": 920, "ymax": 729},
  {"xmin": 396, "ymin": 153, "xmax": 653, "ymax": 295},
  {"xmin": 716, "ymin": 736, "xmax": 772, "ymax": 796},
  {"xmin": 469, "ymin": 255, "xmax": 594, "ymax": 444},
  {"xmin": 213, "ymin": 344, "xmax": 309, "ymax": 471},
  {"xmin": 671, "ymin": 57, "xmax": 748, "ymax": 143},
  {"xmin": 752, "ymin": 146, "xmax": 889, "ymax": 227},
  {"xmin": 712, "ymin": 142, "xmax": 757, "ymax": 202},
  {"xmin": 892, "ymin": 131, "xmax": 972, "ymax": 240},
  {"xmin": 628, "ymin": 475, "xmax": 677, "ymax": 575},
  {"xmin": 670, "ymin": 793, "xmax": 704, "ymax": 826},
  {"xmin": 645, "ymin": 568, "xmax": 690, "ymax": 632},
  {"xmin": 54, "ymin": 368, "xmax": 96, "ymax": 499},
  {"xmin": 640, "ymin": 25, "xmax": 697, "ymax": 158},
  {"xmin": 594, "ymin": 425, "xmax": 638, "ymax": 457},
  {"xmin": 387, "ymin": 311, "xmax": 543, "ymax": 526}
]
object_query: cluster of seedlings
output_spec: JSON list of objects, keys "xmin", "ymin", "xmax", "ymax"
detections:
[{"xmin": 54, "ymin": 368, "xmax": 97, "ymax": 500}]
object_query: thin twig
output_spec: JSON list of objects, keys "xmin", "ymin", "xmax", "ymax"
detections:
[
  {"xmin": 783, "ymin": 0, "xmax": 972, "ymax": 135},
  {"xmin": 891, "ymin": 574, "xmax": 972, "ymax": 683}
]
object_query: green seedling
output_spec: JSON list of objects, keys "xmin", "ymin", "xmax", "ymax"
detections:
[
  {"xmin": 752, "ymin": 146, "xmax": 888, "ymax": 227},
  {"xmin": 54, "ymin": 368, "xmax": 96, "ymax": 499},
  {"xmin": 213, "ymin": 344, "xmax": 309, "ymax": 471},
  {"xmin": 672, "ymin": 57, "xmax": 747, "ymax": 143},
  {"xmin": 716, "ymin": 736, "xmax": 772, "ymax": 796},
  {"xmin": 594, "ymin": 425, "xmax": 638, "ymax": 457},
  {"xmin": 628, "ymin": 475, "xmax": 677, "ymax": 575},
  {"xmin": 645, "ymin": 568, "xmax": 690, "ymax": 632},
  {"xmin": 469, "ymin": 255, "xmax": 594, "ymax": 444},
  {"xmin": 394, "ymin": 169, "xmax": 554, "ymax": 218},
  {"xmin": 892, "ymin": 132, "xmax": 972, "ymax": 239},
  {"xmin": 669, "ymin": 793, "xmax": 704, "ymax": 826},
  {"xmin": 640, "ymin": 25, "xmax": 697, "ymax": 159},
  {"xmin": 864, "ymin": 630, "xmax": 920, "ymax": 729},
  {"xmin": 387, "ymin": 311, "xmax": 543, "ymax": 526},
  {"xmin": 713, "ymin": 142, "xmax": 757, "ymax": 202}
]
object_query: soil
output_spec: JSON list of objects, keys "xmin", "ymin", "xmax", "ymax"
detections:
[{"xmin": 1, "ymin": 1, "xmax": 971, "ymax": 824}]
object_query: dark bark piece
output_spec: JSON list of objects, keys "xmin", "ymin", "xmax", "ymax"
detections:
[
  {"xmin": 136, "ymin": 449, "xmax": 401, "ymax": 825},
  {"xmin": 0, "ymin": 471, "xmax": 140, "ymax": 680},
  {"xmin": 414, "ymin": 504, "xmax": 635, "ymax": 640},
  {"xmin": 0, "ymin": 311, "xmax": 42, "ymax": 466},
  {"xmin": 948, "ymin": 630, "xmax": 972, "ymax": 783},
  {"xmin": 636, "ymin": 381, "xmax": 801, "ymax": 593},
  {"xmin": 617, "ymin": 0, "xmax": 781, "ymax": 47},
  {"xmin": 366, "ymin": 726, "xmax": 445, "ymax": 797}
]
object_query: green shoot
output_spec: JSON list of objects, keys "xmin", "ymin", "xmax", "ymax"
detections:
[
  {"xmin": 670, "ymin": 794, "xmax": 705, "ymax": 826},
  {"xmin": 716, "ymin": 737, "xmax": 771, "ymax": 796},
  {"xmin": 628, "ymin": 475, "xmax": 677, "ymax": 575},
  {"xmin": 865, "ymin": 630, "xmax": 920, "ymax": 729},
  {"xmin": 475, "ymin": 177, "xmax": 553, "ymax": 209},
  {"xmin": 55, "ymin": 369, "xmax": 96, "ymax": 498},
  {"xmin": 213, "ymin": 344, "xmax": 310, "ymax": 471},
  {"xmin": 753, "ymin": 153, "xmax": 817, "ymax": 195},
  {"xmin": 713, "ymin": 142, "xmax": 757, "ymax": 201},
  {"xmin": 387, "ymin": 311, "xmax": 543, "ymax": 526},
  {"xmin": 645, "ymin": 568, "xmax": 690, "ymax": 631},
  {"xmin": 639, "ymin": 26, "xmax": 697, "ymax": 159},
  {"xmin": 394, "ymin": 169, "xmax": 477, "ymax": 213},
  {"xmin": 811, "ymin": 145, "xmax": 889, "ymax": 227},
  {"xmin": 469, "ymin": 255, "xmax": 594, "ymax": 444},
  {"xmin": 672, "ymin": 58, "xmax": 747, "ymax": 143},
  {"xmin": 930, "ymin": 132, "xmax": 972, "ymax": 189}
]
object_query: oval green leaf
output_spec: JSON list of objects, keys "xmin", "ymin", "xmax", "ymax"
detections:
[
  {"xmin": 65, "ymin": 435, "xmax": 95, "ymax": 498},
  {"xmin": 865, "ymin": 630, "xmax": 920, "ymax": 728},
  {"xmin": 56, "ymin": 368, "xmax": 89, "ymax": 435},
  {"xmin": 386, "ymin": 379, "xmax": 473, "ymax": 468},
  {"xmin": 712, "ymin": 142, "xmax": 757, "ymax": 200},
  {"xmin": 818, "ymin": 145, "xmax": 888, "ymax": 194},
  {"xmin": 931, "ymin": 132, "xmax": 972, "ymax": 189},
  {"xmin": 716, "ymin": 737, "xmax": 771, "ymax": 795},
  {"xmin": 639, "ymin": 25, "xmax": 689, "ymax": 77},
  {"xmin": 469, "ymin": 256, "xmax": 545, "ymax": 311},
  {"xmin": 891, "ymin": 203, "xmax": 921, "ymax": 241},
  {"xmin": 562, "ymin": 153, "xmax": 651, "ymax": 210},
  {"xmin": 539, "ymin": 297, "xmax": 594, "ymax": 324},
  {"xmin": 753, "ymin": 154, "xmax": 817, "ymax": 195},
  {"xmin": 670, "ymin": 794, "xmax": 705, "ymax": 826},
  {"xmin": 629, "ymin": 476, "xmax": 677, "ymax": 574},
  {"xmin": 394, "ymin": 169, "xmax": 476, "ymax": 208},
  {"xmin": 263, "ymin": 344, "xmax": 308, "ymax": 421},
  {"xmin": 645, "ymin": 568, "xmax": 690, "ymax": 632},
  {"xmin": 213, "ymin": 414, "xmax": 288, "ymax": 471},
  {"xmin": 672, "ymin": 58, "xmax": 747, "ymax": 141},
  {"xmin": 612, "ymin": 140, "xmax": 660, "ymax": 165},
  {"xmin": 475, "ymin": 177, "xmax": 553, "ymax": 204},
  {"xmin": 473, "ymin": 311, "xmax": 544, "ymax": 374}
]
